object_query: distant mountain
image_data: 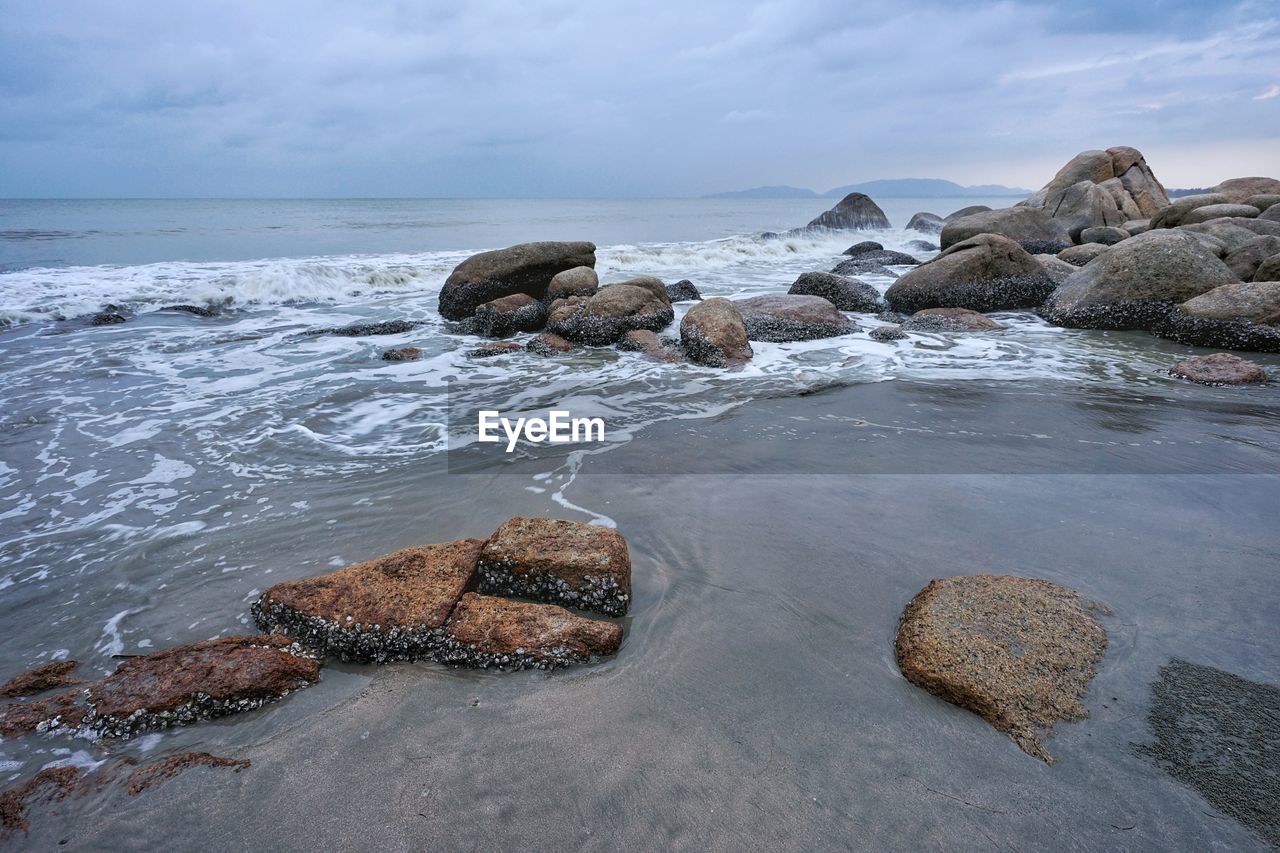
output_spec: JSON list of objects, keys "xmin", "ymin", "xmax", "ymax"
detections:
[
  {"xmin": 822, "ymin": 178, "xmax": 1031, "ymax": 198},
  {"xmin": 1167, "ymin": 188, "xmax": 1211, "ymax": 198},
  {"xmin": 704, "ymin": 185, "xmax": 818, "ymax": 198}
]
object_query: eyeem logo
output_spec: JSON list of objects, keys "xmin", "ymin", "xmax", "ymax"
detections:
[{"xmin": 477, "ymin": 410, "xmax": 605, "ymax": 452}]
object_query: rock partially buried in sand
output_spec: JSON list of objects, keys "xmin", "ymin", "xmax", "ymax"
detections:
[
  {"xmin": 1168, "ymin": 353, "xmax": 1268, "ymax": 385},
  {"xmin": 680, "ymin": 297, "xmax": 752, "ymax": 368},
  {"xmin": 438, "ymin": 593, "xmax": 623, "ymax": 670},
  {"xmin": 733, "ymin": 294, "xmax": 857, "ymax": 342},
  {"xmin": 83, "ymin": 636, "xmax": 320, "ymax": 739},
  {"xmin": 901, "ymin": 307, "xmax": 1005, "ymax": 332},
  {"xmin": 0, "ymin": 661, "xmax": 81, "ymax": 699},
  {"xmin": 438, "ymin": 241, "xmax": 597, "ymax": 321},
  {"xmin": 252, "ymin": 539, "xmax": 486, "ymax": 662},
  {"xmin": 895, "ymin": 574, "xmax": 1108, "ymax": 763},
  {"xmin": 477, "ymin": 517, "xmax": 631, "ymax": 617}
]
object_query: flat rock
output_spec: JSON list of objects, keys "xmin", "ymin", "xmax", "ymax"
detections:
[
  {"xmin": 319, "ymin": 319, "xmax": 423, "ymax": 337},
  {"xmin": 467, "ymin": 341, "xmax": 525, "ymax": 358},
  {"xmin": 477, "ymin": 517, "xmax": 632, "ymax": 616},
  {"xmin": 438, "ymin": 241, "xmax": 596, "ymax": 320},
  {"xmin": 895, "ymin": 574, "xmax": 1108, "ymax": 763},
  {"xmin": 902, "ymin": 307, "xmax": 1005, "ymax": 332},
  {"xmin": 885, "ymin": 233, "xmax": 1053, "ymax": 314},
  {"xmin": 252, "ymin": 540, "xmax": 486, "ymax": 662},
  {"xmin": 680, "ymin": 298, "xmax": 752, "ymax": 368},
  {"xmin": 0, "ymin": 662, "xmax": 81, "ymax": 699},
  {"xmin": 788, "ymin": 271, "xmax": 883, "ymax": 312},
  {"xmin": 1169, "ymin": 353, "xmax": 1268, "ymax": 385},
  {"xmin": 733, "ymin": 294, "xmax": 857, "ymax": 342},
  {"xmin": 438, "ymin": 593, "xmax": 622, "ymax": 670}
]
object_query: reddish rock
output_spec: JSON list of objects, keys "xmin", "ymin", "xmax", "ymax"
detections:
[
  {"xmin": 0, "ymin": 690, "xmax": 86, "ymax": 738},
  {"xmin": 472, "ymin": 293, "xmax": 549, "ymax": 337},
  {"xmin": 0, "ymin": 661, "xmax": 81, "ymax": 698},
  {"xmin": 438, "ymin": 241, "xmax": 597, "ymax": 320},
  {"xmin": 381, "ymin": 346, "xmax": 422, "ymax": 362},
  {"xmin": 0, "ymin": 766, "xmax": 88, "ymax": 840},
  {"xmin": 252, "ymin": 539, "xmax": 485, "ymax": 661},
  {"xmin": 601, "ymin": 276, "xmax": 671, "ymax": 305},
  {"xmin": 126, "ymin": 752, "xmax": 251, "ymax": 796},
  {"xmin": 1169, "ymin": 353, "xmax": 1268, "ymax": 385},
  {"xmin": 526, "ymin": 332, "xmax": 576, "ymax": 356},
  {"xmin": 477, "ymin": 517, "xmax": 632, "ymax": 616},
  {"xmin": 439, "ymin": 593, "xmax": 623, "ymax": 670},
  {"xmin": 680, "ymin": 298, "xmax": 753, "ymax": 368},
  {"xmin": 617, "ymin": 329, "xmax": 681, "ymax": 362}
]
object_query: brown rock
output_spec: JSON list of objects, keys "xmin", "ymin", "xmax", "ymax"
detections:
[
  {"xmin": 472, "ymin": 293, "xmax": 548, "ymax": 337},
  {"xmin": 1213, "ymin": 177, "xmax": 1280, "ymax": 204},
  {"xmin": 477, "ymin": 516, "xmax": 631, "ymax": 616},
  {"xmin": 126, "ymin": 752, "xmax": 251, "ymax": 796},
  {"xmin": 1169, "ymin": 353, "xmax": 1268, "ymax": 385},
  {"xmin": 0, "ymin": 766, "xmax": 88, "ymax": 840},
  {"xmin": 0, "ymin": 661, "xmax": 80, "ymax": 698},
  {"xmin": 252, "ymin": 539, "xmax": 485, "ymax": 661},
  {"xmin": 885, "ymin": 233, "xmax": 1053, "ymax": 314},
  {"xmin": 617, "ymin": 329, "xmax": 681, "ymax": 362},
  {"xmin": 84, "ymin": 636, "xmax": 320, "ymax": 738},
  {"xmin": 733, "ymin": 294, "xmax": 857, "ymax": 342},
  {"xmin": 546, "ymin": 284, "xmax": 674, "ymax": 345},
  {"xmin": 526, "ymin": 332, "xmax": 575, "ymax": 356},
  {"xmin": 902, "ymin": 307, "xmax": 1005, "ymax": 332},
  {"xmin": 1057, "ymin": 243, "xmax": 1109, "ymax": 266},
  {"xmin": 602, "ymin": 276, "xmax": 670, "ymax": 304},
  {"xmin": 381, "ymin": 346, "xmax": 422, "ymax": 362},
  {"xmin": 0, "ymin": 689, "xmax": 86, "ymax": 738},
  {"xmin": 680, "ymin": 297, "xmax": 753, "ymax": 368},
  {"xmin": 546, "ymin": 266, "xmax": 599, "ymax": 301},
  {"xmin": 467, "ymin": 341, "xmax": 524, "ymax": 358},
  {"xmin": 895, "ymin": 574, "xmax": 1108, "ymax": 763},
  {"xmin": 438, "ymin": 241, "xmax": 596, "ymax": 320},
  {"xmin": 439, "ymin": 593, "xmax": 622, "ymax": 670}
]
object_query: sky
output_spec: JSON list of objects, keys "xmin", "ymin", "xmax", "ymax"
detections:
[{"xmin": 0, "ymin": 0, "xmax": 1277, "ymax": 198}]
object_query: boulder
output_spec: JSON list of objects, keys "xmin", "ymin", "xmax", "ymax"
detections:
[
  {"xmin": 477, "ymin": 517, "xmax": 632, "ymax": 616},
  {"xmin": 1212, "ymin": 177, "xmax": 1280, "ymax": 204},
  {"xmin": 665, "ymin": 279, "xmax": 703, "ymax": 302},
  {"xmin": 472, "ymin": 293, "xmax": 549, "ymax": 337},
  {"xmin": 1224, "ymin": 237, "xmax": 1280, "ymax": 281},
  {"xmin": 831, "ymin": 258, "xmax": 894, "ymax": 277},
  {"xmin": 546, "ymin": 285, "xmax": 674, "ymax": 346},
  {"xmin": 906, "ymin": 239, "xmax": 938, "ymax": 252},
  {"xmin": 805, "ymin": 193, "xmax": 890, "ymax": 230},
  {"xmin": 680, "ymin": 298, "xmax": 753, "ymax": 368},
  {"xmin": 437, "ymin": 593, "xmax": 623, "ymax": 670},
  {"xmin": 1150, "ymin": 193, "xmax": 1230, "ymax": 229},
  {"xmin": 1180, "ymin": 219, "xmax": 1280, "ymax": 253},
  {"xmin": 251, "ymin": 540, "xmax": 486, "ymax": 662},
  {"xmin": 1079, "ymin": 225, "xmax": 1129, "ymax": 245},
  {"xmin": 1039, "ymin": 180, "xmax": 1127, "ymax": 241},
  {"xmin": 320, "ymin": 319, "xmax": 423, "ymax": 337},
  {"xmin": 1020, "ymin": 146, "xmax": 1169, "ymax": 224},
  {"xmin": 789, "ymin": 271, "xmax": 883, "ymax": 312},
  {"xmin": 733, "ymin": 294, "xmax": 858, "ymax": 342},
  {"xmin": 0, "ymin": 662, "xmax": 80, "ymax": 699},
  {"xmin": 381, "ymin": 346, "xmax": 422, "ymax": 362},
  {"xmin": 526, "ymin": 332, "xmax": 575, "ymax": 356},
  {"xmin": 901, "ymin": 308, "xmax": 1005, "ymax": 332},
  {"xmin": 1155, "ymin": 282, "xmax": 1280, "ymax": 352},
  {"xmin": 1260, "ymin": 203, "xmax": 1280, "ymax": 223},
  {"xmin": 1042, "ymin": 230, "xmax": 1239, "ymax": 330},
  {"xmin": 1057, "ymin": 243, "xmax": 1110, "ymax": 266},
  {"xmin": 944, "ymin": 205, "xmax": 991, "ymax": 222},
  {"xmin": 884, "ymin": 234, "xmax": 1054, "ymax": 314},
  {"xmin": 939, "ymin": 207, "xmax": 1070, "ymax": 250},
  {"xmin": 843, "ymin": 240, "xmax": 884, "ymax": 257},
  {"xmin": 1178, "ymin": 229, "xmax": 1232, "ymax": 258},
  {"xmin": 1018, "ymin": 239, "xmax": 1072, "ymax": 255},
  {"xmin": 83, "ymin": 636, "xmax": 320, "ymax": 738},
  {"xmin": 1035, "ymin": 254, "xmax": 1079, "ymax": 286},
  {"xmin": 1169, "ymin": 353, "xmax": 1268, "ymax": 385},
  {"xmin": 895, "ymin": 574, "xmax": 1107, "ymax": 763},
  {"xmin": 834, "ymin": 249, "xmax": 919, "ymax": 271},
  {"xmin": 906, "ymin": 212, "xmax": 945, "ymax": 233},
  {"xmin": 602, "ymin": 276, "xmax": 671, "ymax": 305},
  {"xmin": 617, "ymin": 329, "xmax": 681, "ymax": 362},
  {"xmin": 869, "ymin": 325, "xmax": 907, "ymax": 342},
  {"xmin": 1181, "ymin": 203, "xmax": 1261, "ymax": 225},
  {"xmin": 1256, "ymin": 254, "xmax": 1280, "ymax": 282},
  {"xmin": 1122, "ymin": 219, "xmax": 1151, "ymax": 235},
  {"xmin": 438, "ymin": 241, "xmax": 597, "ymax": 320},
  {"xmin": 467, "ymin": 341, "xmax": 524, "ymax": 358},
  {"xmin": 546, "ymin": 266, "xmax": 599, "ymax": 301},
  {"xmin": 1243, "ymin": 194, "xmax": 1280, "ymax": 212}
]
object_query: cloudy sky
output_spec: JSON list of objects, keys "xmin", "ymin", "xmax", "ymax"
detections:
[{"xmin": 1, "ymin": 0, "xmax": 1277, "ymax": 197}]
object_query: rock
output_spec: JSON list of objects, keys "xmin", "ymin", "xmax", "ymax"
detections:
[
  {"xmin": 1256, "ymin": 254, "xmax": 1280, "ymax": 282},
  {"xmin": 944, "ymin": 205, "xmax": 991, "ymax": 222},
  {"xmin": 680, "ymin": 298, "xmax": 753, "ymax": 368},
  {"xmin": 869, "ymin": 325, "xmax": 907, "ymax": 342},
  {"xmin": 617, "ymin": 329, "xmax": 681, "ymax": 362},
  {"xmin": 788, "ymin": 271, "xmax": 883, "ymax": 312},
  {"xmin": 546, "ymin": 266, "xmax": 599, "ymax": 301},
  {"xmin": 476, "ymin": 517, "xmax": 632, "ymax": 616},
  {"xmin": 902, "ymin": 308, "xmax": 1005, "ymax": 332},
  {"xmin": 125, "ymin": 752, "xmax": 251, "ymax": 796},
  {"xmin": 437, "ymin": 593, "xmax": 623, "ymax": 670},
  {"xmin": 1179, "ymin": 219, "xmax": 1278, "ymax": 254},
  {"xmin": 843, "ymin": 240, "xmax": 884, "ymax": 257},
  {"xmin": 1178, "ymin": 229, "xmax": 1232, "ymax": 258},
  {"xmin": 1038, "ymin": 181, "xmax": 1127, "ymax": 241},
  {"xmin": 1156, "ymin": 282, "xmax": 1280, "ymax": 352},
  {"xmin": 733, "ymin": 294, "xmax": 858, "ymax": 342},
  {"xmin": 89, "ymin": 308, "xmax": 128, "ymax": 326},
  {"xmin": 0, "ymin": 662, "xmax": 81, "ymax": 699},
  {"xmin": 1122, "ymin": 219, "xmax": 1151, "ymax": 235},
  {"xmin": 906, "ymin": 239, "xmax": 938, "ymax": 252},
  {"xmin": 1224, "ymin": 237, "xmax": 1280, "ymax": 281},
  {"xmin": 895, "ymin": 574, "xmax": 1108, "ymax": 763},
  {"xmin": 1035, "ymin": 254, "xmax": 1079, "ymax": 286},
  {"xmin": 1079, "ymin": 225, "xmax": 1129, "ymax": 245},
  {"xmin": 1243, "ymin": 194, "xmax": 1280, "ymax": 212},
  {"xmin": 1181, "ymin": 203, "xmax": 1261, "ymax": 225},
  {"xmin": 438, "ymin": 241, "xmax": 597, "ymax": 320},
  {"xmin": 83, "ymin": 636, "xmax": 320, "ymax": 738},
  {"xmin": 0, "ymin": 766, "xmax": 88, "ymax": 839},
  {"xmin": 1042, "ymin": 230, "xmax": 1239, "ymax": 330},
  {"xmin": 1057, "ymin": 243, "xmax": 1110, "ymax": 266},
  {"xmin": 1169, "ymin": 353, "xmax": 1268, "ymax": 385},
  {"xmin": 665, "ymin": 279, "xmax": 702, "ymax": 302},
  {"xmin": 467, "ymin": 341, "xmax": 524, "ymax": 358},
  {"xmin": 1020, "ymin": 147, "xmax": 1169, "ymax": 229},
  {"xmin": 381, "ymin": 346, "xmax": 422, "ymax": 362},
  {"xmin": 546, "ymin": 285, "xmax": 674, "ymax": 346},
  {"xmin": 472, "ymin": 293, "xmax": 548, "ymax": 337},
  {"xmin": 906, "ymin": 212, "xmax": 944, "ymax": 233},
  {"xmin": 831, "ymin": 258, "xmax": 894, "ymax": 278},
  {"xmin": 0, "ymin": 690, "xmax": 85, "ymax": 738},
  {"xmin": 1018, "ymin": 239, "xmax": 1072, "ymax": 255},
  {"xmin": 1259, "ymin": 203, "xmax": 1280, "ymax": 223},
  {"xmin": 161, "ymin": 304, "xmax": 217, "ymax": 317},
  {"xmin": 526, "ymin": 332, "xmax": 575, "ymax": 356},
  {"xmin": 940, "ymin": 207, "xmax": 1071, "ymax": 250},
  {"xmin": 876, "ymin": 310, "xmax": 908, "ymax": 323},
  {"xmin": 805, "ymin": 193, "xmax": 890, "ymax": 230},
  {"xmin": 252, "ymin": 540, "xmax": 486, "ymax": 662},
  {"xmin": 602, "ymin": 276, "xmax": 670, "ymax": 305},
  {"xmin": 1149, "ymin": 193, "xmax": 1230, "ymax": 228},
  {"xmin": 323, "ymin": 319, "xmax": 422, "ymax": 337},
  {"xmin": 1212, "ymin": 177, "xmax": 1280, "ymax": 203},
  {"xmin": 884, "ymin": 233, "xmax": 1054, "ymax": 314}
]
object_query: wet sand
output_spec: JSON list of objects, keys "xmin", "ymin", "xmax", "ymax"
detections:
[{"xmin": 17, "ymin": 377, "xmax": 1280, "ymax": 851}]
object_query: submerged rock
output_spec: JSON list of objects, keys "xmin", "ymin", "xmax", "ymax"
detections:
[
  {"xmin": 734, "ymin": 294, "xmax": 857, "ymax": 342},
  {"xmin": 89, "ymin": 308, "xmax": 128, "ymax": 326},
  {"xmin": 0, "ymin": 690, "xmax": 85, "ymax": 738},
  {"xmin": 381, "ymin": 346, "xmax": 422, "ymax": 362},
  {"xmin": 0, "ymin": 661, "xmax": 80, "ymax": 699},
  {"xmin": 901, "ymin": 307, "xmax": 1005, "ymax": 332},
  {"xmin": 905, "ymin": 239, "xmax": 938, "ymax": 252},
  {"xmin": 126, "ymin": 752, "xmax": 251, "ymax": 796},
  {"xmin": 161, "ymin": 304, "xmax": 218, "ymax": 317},
  {"xmin": 895, "ymin": 574, "xmax": 1108, "ymax": 763},
  {"xmin": 467, "ymin": 341, "xmax": 525, "ymax": 358},
  {"xmin": 680, "ymin": 298, "xmax": 752, "ymax": 368},
  {"xmin": 788, "ymin": 271, "xmax": 883, "ymax": 312},
  {"xmin": 322, "ymin": 319, "xmax": 422, "ymax": 337},
  {"xmin": 438, "ymin": 593, "xmax": 623, "ymax": 670},
  {"xmin": 438, "ymin": 241, "xmax": 597, "ymax": 320},
  {"xmin": 617, "ymin": 329, "xmax": 681, "ymax": 363},
  {"xmin": 1168, "ymin": 353, "xmax": 1268, "ymax": 385},
  {"xmin": 885, "ymin": 233, "xmax": 1053, "ymax": 314},
  {"xmin": 869, "ymin": 324, "xmax": 907, "ymax": 342},
  {"xmin": 665, "ymin": 279, "xmax": 702, "ymax": 302},
  {"xmin": 546, "ymin": 285, "xmax": 674, "ymax": 346},
  {"xmin": 472, "ymin": 293, "xmax": 549, "ymax": 337},
  {"xmin": 805, "ymin": 193, "xmax": 890, "ymax": 230},
  {"xmin": 477, "ymin": 517, "xmax": 632, "ymax": 617},
  {"xmin": 252, "ymin": 539, "xmax": 486, "ymax": 662},
  {"xmin": 0, "ymin": 766, "xmax": 88, "ymax": 840}
]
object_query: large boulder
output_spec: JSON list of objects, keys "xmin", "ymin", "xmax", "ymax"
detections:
[
  {"xmin": 1213, "ymin": 177, "xmax": 1280, "ymax": 204},
  {"xmin": 1079, "ymin": 225, "xmax": 1129, "ymax": 245},
  {"xmin": 665, "ymin": 279, "xmax": 702, "ymax": 302},
  {"xmin": 1042, "ymin": 230, "xmax": 1239, "ymax": 330},
  {"xmin": 906, "ymin": 212, "xmax": 944, "ymax": 233},
  {"xmin": 1149, "ymin": 193, "xmax": 1231, "ymax": 229},
  {"xmin": 1256, "ymin": 254, "xmax": 1280, "ymax": 282},
  {"xmin": 1260, "ymin": 203, "xmax": 1280, "ymax": 223},
  {"xmin": 1180, "ymin": 218, "xmax": 1280, "ymax": 253},
  {"xmin": 805, "ymin": 193, "xmax": 890, "ymax": 230},
  {"xmin": 1019, "ymin": 146, "xmax": 1170, "ymax": 236},
  {"xmin": 940, "ymin": 206, "xmax": 1071, "ymax": 250},
  {"xmin": 895, "ymin": 574, "xmax": 1107, "ymax": 764},
  {"xmin": 680, "ymin": 298, "xmax": 752, "ymax": 367},
  {"xmin": 733, "ymin": 294, "xmax": 857, "ymax": 342},
  {"xmin": 1169, "ymin": 353, "xmax": 1268, "ymax": 385},
  {"xmin": 472, "ymin": 293, "xmax": 548, "ymax": 337},
  {"xmin": 884, "ymin": 233, "xmax": 1054, "ymax": 314},
  {"xmin": 437, "ymin": 593, "xmax": 622, "ymax": 670},
  {"xmin": 1155, "ymin": 282, "xmax": 1280, "ymax": 352},
  {"xmin": 1057, "ymin": 243, "xmax": 1109, "ymax": 266},
  {"xmin": 546, "ymin": 266, "xmax": 599, "ymax": 301},
  {"xmin": 945, "ymin": 205, "xmax": 991, "ymax": 222},
  {"xmin": 1181, "ymin": 203, "xmax": 1261, "ymax": 225},
  {"xmin": 1224, "ymin": 237, "xmax": 1280, "ymax": 281},
  {"xmin": 789, "ymin": 271, "xmax": 883, "ymax": 312},
  {"xmin": 546, "ymin": 285, "xmax": 674, "ymax": 345},
  {"xmin": 438, "ymin": 241, "xmax": 597, "ymax": 320}
]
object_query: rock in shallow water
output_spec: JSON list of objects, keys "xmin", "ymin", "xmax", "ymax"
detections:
[
  {"xmin": 472, "ymin": 293, "xmax": 549, "ymax": 338},
  {"xmin": 438, "ymin": 241, "xmax": 597, "ymax": 320},
  {"xmin": 0, "ymin": 661, "xmax": 80, "ymax": 699},
  {"xmin": 869, "ymin": 324, "xmax": 907, "ymax": 342},
  {"xmin": 681, "ymin": 298, "xmax": 752, "ymax": 368},
  {"xmin": 885, "ymin": 233, "xmax": 1053, "ymax": 314},
  {"xmin": 1168, "ymin": 353, "xmax": 1268, "ymax": 385},
  {"xmin": 901, "ymin": 307, "xmax": 1005, "ymax": 332},
  {"xmin": 382, "ymin": 346, "xmax": 422, "ymax": 362},
  {"xmin": 733, "ymin": 294, "xmax": 857, "ymax": 342},
  {"xmin": 665, "ymin": 279, "xmax": 702, "ymax": 302},
  {"xmin": 788, "ymin": 271, "xmax": 882, "ymax": 312},
  {"xmin": 525, "ymin": 332, "xmax": 575, "ymax": 356},
  {"xmin": 804, "ymin": 193, "xmax": 890, "ymax": 230},
  {"xmin": 895, "ymin": 574, "xmax": 1108, "ymax": 764},
  {"xmin": 546, "ymin": 285, "xmax": 674, "ymax": 346},
  {"xmin": 437, "ymin": 593, "xmax": 623, "ymax": 670}
]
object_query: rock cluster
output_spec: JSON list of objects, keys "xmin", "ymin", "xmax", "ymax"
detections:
[{"xmin": 438, "ymin": 241, "xmax": 597, "ymax": 320}]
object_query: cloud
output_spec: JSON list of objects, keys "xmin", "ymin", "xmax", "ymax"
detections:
[{"xmin": 1256, "ymin": 84, "xmax": 1280, "ymax": 100}]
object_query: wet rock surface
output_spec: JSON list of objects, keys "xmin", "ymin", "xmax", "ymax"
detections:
[
  {"xmin": 467, "ymin": 341, "xmax": 525, "ymax": 358},
  {"xmin": 438, "ymin": 241, "xmax": 597, "ymax": 320},
  {"xmin": 546, "ymin": 285, "xmax": 674, "ymax": 346},
  {"xmin": 1168, "ymin": 353, "xmax": 1268, "ymax": 385},
  {"xmin": 319, "ymin": 319, "xmax": 423, "ymax": 337},
  {"xmin": 472, "ymin": 293, "xmax": 549, "ymax": 337},
  {"xmin": 788, "ymin": 271, "xmax": 883, "ymax": 312},
  {"xmin": 681, "ymin": 297, "xmax": 752, "ymax": 368},
  {"xmin": 477, "ymin": 517, "xmax": 631, "ymax": 617},
  {"xmin": 869, "ymin": 324, "xmax": 907, "ymax": 342},
  {"xmin": 901, "ymin": 307, "xmax": 1005, "ymax": 332},
  {"xmin": 438, "ymin": 593, "xmax": 623, "ymax": 670},
  {"xmin": 252, "ymin": 540, "xmax": 486, "ymax": 662},
  {"xmin": 0, "ymin": 661, "xmax": 81, "ymax": 698},
  {"xmin": 617, "ymin": 329, "xmax": 681, "ymax": 362},
  {"xmin": 126, "ymin": 752, "xmax": 252, "ymax": 796},
  {"xmin": 895, "ymin": 574, "xmax": 1107, "ymax": 763},
  {"xmin": 0, "ymin": 766, "xmax": 88, "ymax": 840},
  {"xmin": 804, "ymin": 192, "xmax": 890, "ymax": 230},
  {"xmin": 665, "ymin": 279, "xmax": 702, "ymax": 302},
  {"xmin": 525, "ymin": 332, "xmax": 575, "ymax": 356},
  {"xmin": 734, "ymin": 294, "xmax": 857, "ymax": 342},
  {"xmin": 0, "ymin": 689, "xmax": 85, "ymax": 738},
  {"xmin": 381, "ymin": 346, "xmax": 422, "ymax": 362},
  {"xmin": 885, "ymin": 233, "xmax": 1053, "ymax": 314}
]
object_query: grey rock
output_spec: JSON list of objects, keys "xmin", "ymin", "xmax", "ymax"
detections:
[
  {"xmin": 1212, "ymin": 177, "xmax": 1280, "ymax": 204},
  {"xmin": 1181, "ymin": 203, "xmax": 1262, "ymax": 225},
  {"xmin": 472, "ymin": 293, "xmax": 548, "ymax": 337},
  {"xmin": 733, "ymin": 294, "xmax": 858, "ymax": 342},
  {"xmin": 944, "ymin": 205, "xmax": 992, "ymax": 222},
  {"xmin": 1079, "ymin": 226, "xmax": 1129, "ymax": 245},
  {"xmin": 1035, "ymin": 254, "xmax": 1079, "ymax": 286},
  {"xmin": 906, "ymin": 212, "xmax": 945, "ymax": 233},
  {"xmin": 843, "ymin": 240, "xmax": 884, "ymax": 257},
  {"xmin": 1121, "ymin": 219, "xmax": 1151, "ymax": 235},
  {"xmin": 789, "ymin": 271, "xmax": 883, "ymax": 312},
  {"xmin": 940, "ymin": 206, "xmax": 1070, "ymax": 250},
  {"xmin": 805, "ymin": 193, "xmax": 890, "ymax": 230},
  {"xmin": 884, "ymin": 233, "xmax": 1054, "ymax": 314},
  {"xmin": 869, "ymin": 324, "xmax": 908, "ymax": 342},
  {"xmin": 1057, "ymin": 243, "xmax": 1110, "ymax": 267},
  {"xmin": 906, "ymin": 239, "xmax": 938, "ymax": 252},
  {"xmin": 1149, "ymin": 193, "xmax": 1230, "ymax": 229},
  {"xmin": 1255, "ymin": 254, "xmax": 1280, "ymax": 283},
  {"xmin": 1224, "ymin": 237, "xmax": 1280, "ymax": 281},
  {"xmin": 1018, "ymin": 239, "xmax": 1072, "ymax": 255},
  {"xmin": 902, "ymin": 307, "xmax": 1005, "ymax": 332},
  {"xmin": 526, "ymin": 332, "xmax": 575, "ymax": 356},
  {"xmin": 546, "ymin": 266, "xmax": 599, "ymax": 301},
  {"xmin": 665, "ymin": 279, "xmax": 702, "ymax": 302},
  {"xmin": 546, "ymin": 285, "xmax": 674, "ymax": 346},
  {"xmin": 617, "ymin": 329, "xmax": 681, "ymax": 362}
]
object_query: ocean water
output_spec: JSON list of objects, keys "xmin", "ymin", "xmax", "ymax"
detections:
[{"xmin": 2, "ymin": 198, "xmax": 1279, "ymax": 849}]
